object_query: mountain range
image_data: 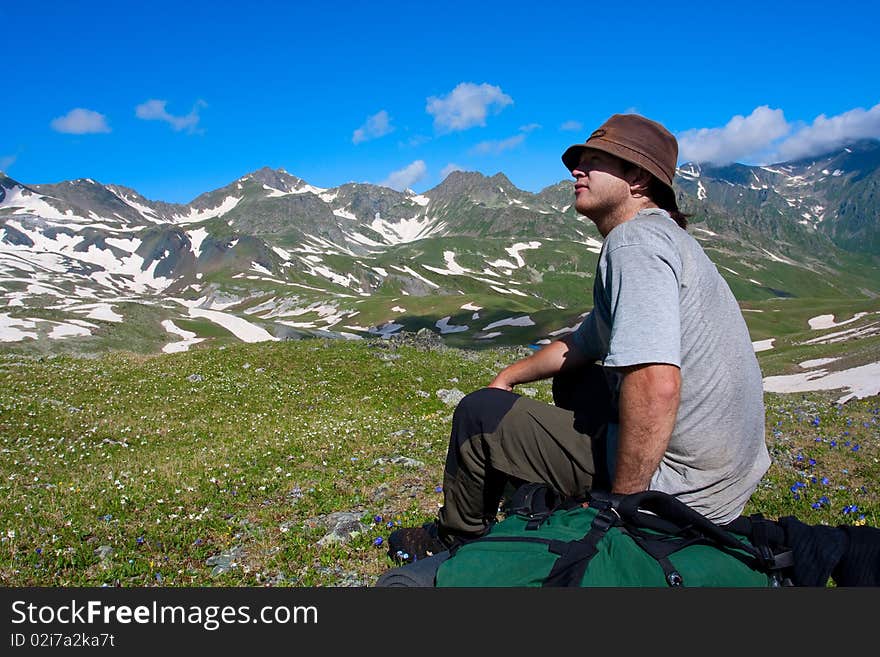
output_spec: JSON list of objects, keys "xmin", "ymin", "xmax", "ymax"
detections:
[{"xmin": 1, "ymin": 140, "xmax": 879, "ymax": 356}]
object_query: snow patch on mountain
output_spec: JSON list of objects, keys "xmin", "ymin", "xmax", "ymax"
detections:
[
  {"xmin": 186, "ymin": 307, "xmax": 277, "ymax": 343},
  {"xmin": 483, "ymin": 315, "xmax": 534, "ymax": 330},
  {"xmin": 800, "ymin": 321, "xmax": 880, "ymax": 346},
  {"xmin": 436, "ymin": 316, "xmax": 468, "ymax": 333},
  {"xmin": 390, "ymin": 265, "xmax": 439, "ymax": 289},
  {"xmin": 110, "ymin": 191, "xmax": 163, "ymax": 223},
  {"xmin": 173, "ymin": 196, "xmax": 241, "ymax": 224},
  {"xmin": 489, "ymin": 285, "xmax": 528, "ymax": 297},
  {"xmin": 763, "ymin": 361, "xmax": 880, "ymax": 403},
  {"xmin": 48, "ymin": 321, "xmax": 91, "ymax": 339},
  {"xmin": 800, "ymin": 357, "xmax": 840, "ymax": 368},
  {"xmin": 370, "ymin": 214, "xmax": 445, "ymax": 245},
  {"xmin": 161, "ymin": 319, "xmax": 205, "ymax": 353},
  {"xmin": 752, "ymin": 338, "xmax": 775, "ymax": 352},
  {"xmin": 808, "ymin": 312, "xmax": 869, "ymax": 330},
  {"xmin": 0, "ymin": 313, "xmax": 38, "ymax": 341},
  {"xmin": 761, "ymin": 249, "xmax": 796, "ymax": 265},
  {"xmin": 70, "ymin": 303, "xmax": 124, "ymax": 323},
  {"xmin": 423, "ymin": 250, "xmax": 470, "ymax": 276},
  {"xmin": 2, "ymin": 188, "xmax": 92, "ymax": 224}
]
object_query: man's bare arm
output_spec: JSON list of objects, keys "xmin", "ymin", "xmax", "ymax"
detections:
[
  {"xmin": 489, "ymin": 335, "xmax": 591, "ymax": 391},
  {"xmin": 612, "ymin": 363, "xmax": 681, "ymax": 494}
]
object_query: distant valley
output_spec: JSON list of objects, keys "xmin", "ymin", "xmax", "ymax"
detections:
[{"xmin": 1, "ymin": 141, "xmax": 879, "ymax": 398}]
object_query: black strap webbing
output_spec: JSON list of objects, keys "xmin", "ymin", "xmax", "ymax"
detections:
[{"xmin": 542, "ymin": 507, "xmax": 618, "ymax": 587}]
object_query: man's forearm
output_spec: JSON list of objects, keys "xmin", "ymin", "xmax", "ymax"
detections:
[
  {"xmin": 489, "ymin": 335, "xmax": 589, "ymax": 391},
  {"xmin": 611, "ymin": 363, "xmax": 681, "ymax": 494}
]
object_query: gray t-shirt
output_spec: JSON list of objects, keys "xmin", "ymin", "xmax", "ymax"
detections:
[{"xmin": 571, "ymin": 208, "xmax": 770, "ymax": 524}]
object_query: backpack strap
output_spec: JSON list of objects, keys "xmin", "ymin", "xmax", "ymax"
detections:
[
  {"xmin": 618, "ymin": 491, "xmax": 763, "ymax": 557},
  {"xmin": 507, "ymin": 482, "xmax": 586, "ymax": 530},
  {"xmin": 542, "ymin": 497, "xmax": 619, "ymax": 587},
  {"xmin": 723, "ymin": 513, "xmax": 795, "ymax": 585},
  {"xmin": 618, "ymin": 491, "xmax": 794, "ymax": 583}
]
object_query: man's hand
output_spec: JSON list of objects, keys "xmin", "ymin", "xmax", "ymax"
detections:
[
  {"xmin": 488, "ymin": 336, "xmax": 587, "ymax": 391},
  {"xmin": 612, "ymin": 363, "xmax": 681, "ymax": 494}
]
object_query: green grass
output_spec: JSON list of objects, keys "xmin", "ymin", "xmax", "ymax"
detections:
[{"xmin": 0, "ymin": 338, "xmax": 877, "ymax": 587}]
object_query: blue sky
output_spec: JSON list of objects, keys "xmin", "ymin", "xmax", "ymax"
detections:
[{"xmin": 3, "ymin": 0, "xmax": 879, "ymax": 203}]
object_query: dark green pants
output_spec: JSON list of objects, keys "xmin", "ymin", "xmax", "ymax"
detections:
[{"xmin": 437, "ymin": 365, "xmax": 615, "ymax": 541}]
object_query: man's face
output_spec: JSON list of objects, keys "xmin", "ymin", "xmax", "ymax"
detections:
[{"xmin": 571, "ymin": 148, "xmax": 632, "ymax": 223}]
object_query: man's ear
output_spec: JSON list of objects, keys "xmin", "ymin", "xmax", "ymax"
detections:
[{"xmin": 628, "ymin": 167, "xmax": 653, "ymax": 195}]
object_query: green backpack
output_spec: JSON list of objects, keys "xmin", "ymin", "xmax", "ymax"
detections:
[{"xmin": 435, "ymin": 487, "xmax": 793, "ymax": 587}]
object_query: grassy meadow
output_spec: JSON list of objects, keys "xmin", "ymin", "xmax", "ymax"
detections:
[{"xmin": 0, "ymin": 336, "xmax": 878, "ymax": 587}]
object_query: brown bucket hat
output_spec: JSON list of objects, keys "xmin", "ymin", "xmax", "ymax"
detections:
[{"xmin": 562, "ymin": 113, "xmax": 679, "ymax": 210}]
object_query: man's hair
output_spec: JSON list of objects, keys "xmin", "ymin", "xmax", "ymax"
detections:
[{"xmin": 622, "ymin": 161, "xmax": 690, "ymax": 229}]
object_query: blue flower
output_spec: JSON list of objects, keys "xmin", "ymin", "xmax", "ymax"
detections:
[
  {"xmin": 373, "ymin": 537, "xmax": 383, "ymax": 546},
  {"xmin": 795, "ymin": 454, "xmax": 804, "ymax": 462},
  {"xmin": 386, "ymin": 521, "xmax": 394, "ymax": 529},
  {"xmin": 809, "ymin": 458, "xmax": 816, "ymax": 466},
  {"xmin": 435, "ymin": 485, "xmax": 443, "ymax": 493},
  {"xmin": 136, "ymin": 537, "xmax": 144, "ymax": 545},
  {"xmin": 812, "ymin": 417, "xmax": 820, "ymax": 426},
  {"xmin": 830, "ymin": 441, "xmax": 837, "ymax": 447},
  {"xmin": 852, "ymin": 444, "xmax": 860, "ymax": 452},
  {"xmin": 810, "ymin": 476, "xmax": 818, "ymax": 484},
  {"xmin": 374, "ymin": 515, "xmax": 383, "ymax": 523},
  {"xmin": 35, "ymin": 548, "xmax": 42, "ymax": 555},
  {"xmin": 811, "ymin": 502, "xmax": 821, "ymax": 509},
  {"xmin": 821, "ymin": 477, "xmax": 830, "ymax": 485}
]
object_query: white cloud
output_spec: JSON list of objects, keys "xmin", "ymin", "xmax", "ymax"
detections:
[
  {"xmin": 677, "ymin": 106, "xmax": 789, "ymax": 165},
  {"xmin": 381, "ymin": 160, "xmax": 427, "ymax": 191},
  {"xmin": 136, "ymin": 99, "xmax": 206, "ymax": 133},
  {"xmin": 560, "ymin": 120, "xmax": 583, "ymax": 132},
  {"xmin": 50, "ymin": 108, "xmax": 111, "ymax": 134},
  {"xmin": 0, "ymin": 155, "xmax": 16, "ymax": 171},
  {"xmin": 775, "ymin": 102, "xmax": 880, "ymax": 161},
  {"xmin": 470, "ymin": 133, "xmax": 528, "ymax": 156},
  {"xmin": 404, "ymin": 134, "xmax": 431, "ymax": 148},
  {"xmin": 426, "ymin": 82, "xmax": 513, "ymax": 133},
  {"xmin": 352, "ymin": 110, "xmax": 394, "ymax": 144},
  {"xmin": 519, "ymin": 123, "xmax": 541, "ymax": 133},
  {"xmin": 678, "ymin": 103, "xmax": 880, "ymax": 165},
  {"xmin": 441, "ymin": 163, "xmax": 464, "ymax": 179}
]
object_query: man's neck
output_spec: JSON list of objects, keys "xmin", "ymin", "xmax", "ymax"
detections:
[{"xmin": 595, "ymin": 200, "xmax": 660, "ymax": 237}]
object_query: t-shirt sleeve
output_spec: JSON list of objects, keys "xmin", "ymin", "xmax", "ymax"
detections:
[
  {"xmin": 601, "ymin": 239, "xmax": 682, "ymax": 369},
  {"xmin": 569, "ymin": 310, "xmax": 606, "ymax": 361}
]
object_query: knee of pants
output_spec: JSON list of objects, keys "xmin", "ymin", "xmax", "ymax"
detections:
[{"xmin": 450, "ymin": 387, "xmax": 519, "ymax": 451}]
